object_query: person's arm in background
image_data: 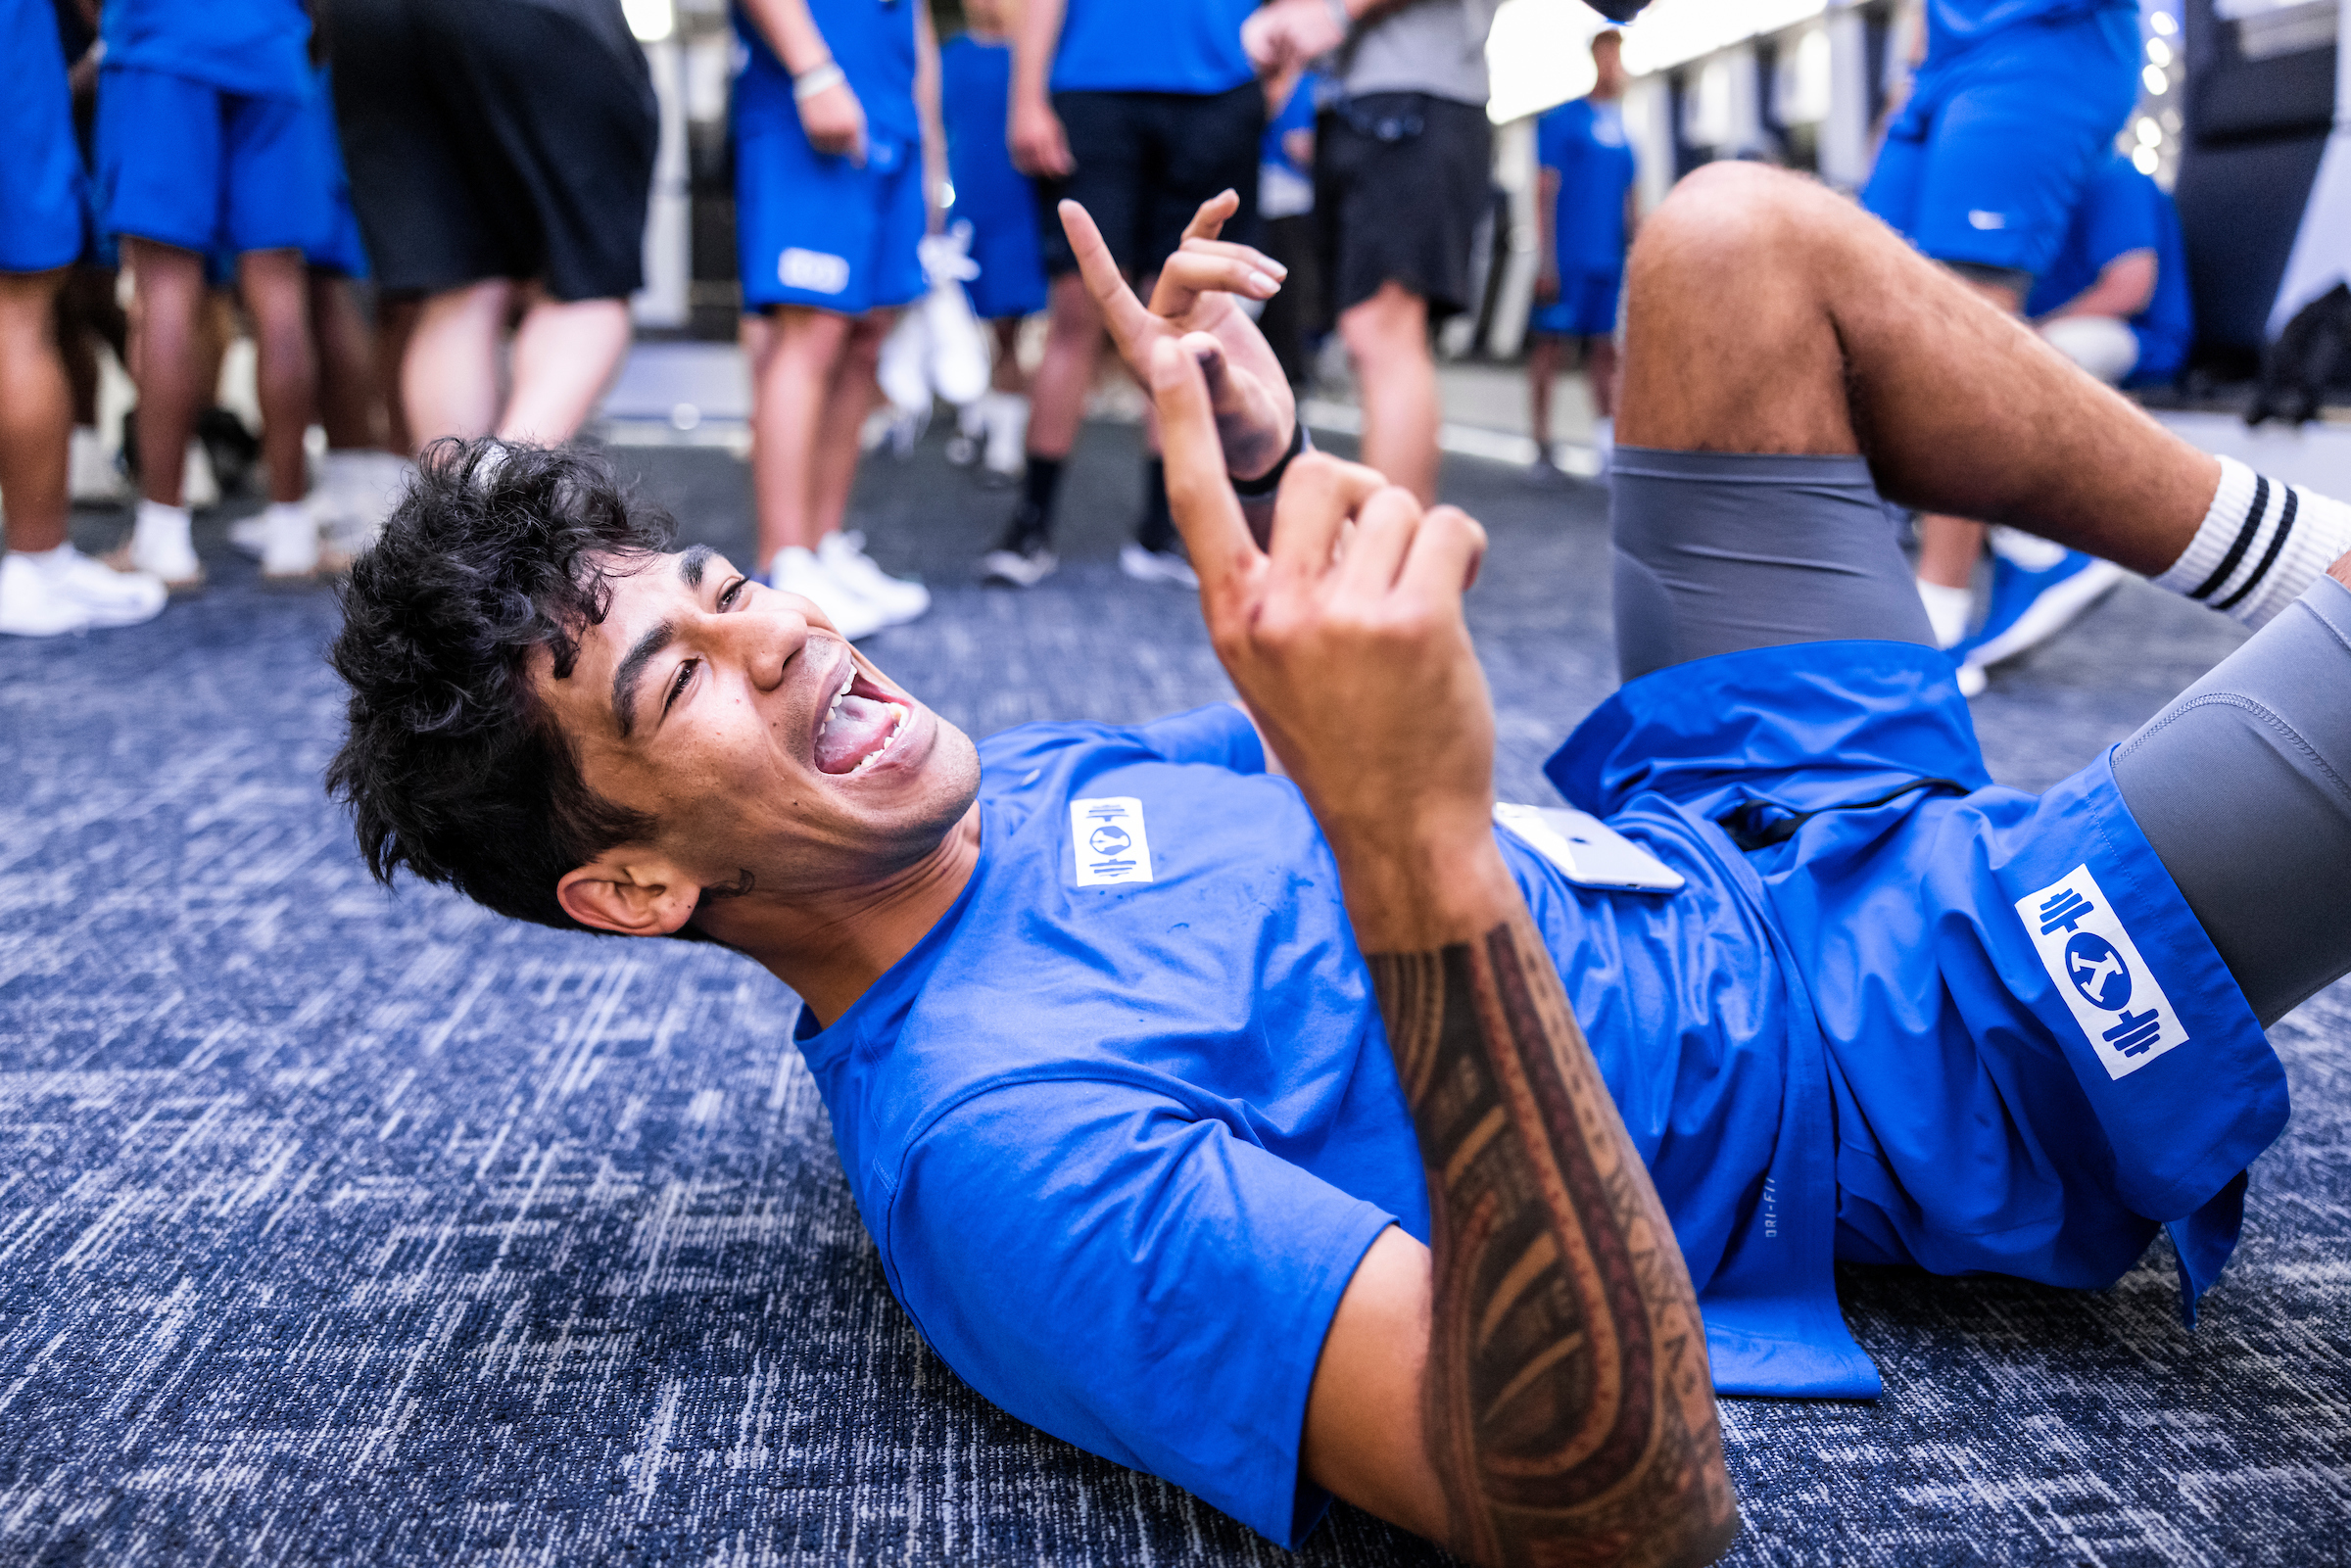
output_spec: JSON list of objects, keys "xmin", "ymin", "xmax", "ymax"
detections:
[
  {"xmin": 2037, "ymin": 250, "xmax": 2156, "ymax": 324},
  {"xmin": 1246, "ymin": 0, "xmax": 1657, "ymax": 74},
  {"xmin": 914, "ymin": 0, "xmax": 946, "ymax": 231},
  {"xmin": 1148, "ymin": 337, "xmax": 1737, "ymax": 1567},
  {"xmin": 740, "ymin": 0, "xmax": 867, "ymax": 164},
  {"xmin": 1008, "ymin": 0, "xmax": 1071, "ymax": 176}
]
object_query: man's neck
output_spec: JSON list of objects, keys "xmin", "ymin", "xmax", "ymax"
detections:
[{"xmin": 715, "ymin": 803, "xmax": 984, "ymax": 1027}]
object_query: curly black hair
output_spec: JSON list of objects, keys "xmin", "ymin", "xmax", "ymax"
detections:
[{"xmin": 326, "ymin": 439, "xmax": 677, "ymax": 933}]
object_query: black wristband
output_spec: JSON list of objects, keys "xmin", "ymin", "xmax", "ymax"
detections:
[{"xmin": 1230, "ymin": 419, "xmax": 1310, "ymax": 499}]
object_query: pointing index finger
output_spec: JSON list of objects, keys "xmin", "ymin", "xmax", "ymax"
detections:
[{"xmin": 1059, "ymin": 200, "xmax": 1156, "ymax": 345}]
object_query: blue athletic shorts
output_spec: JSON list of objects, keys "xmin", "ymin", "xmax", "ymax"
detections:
[
  {"xmin": 1528, "ymin": 268, "xmax": 1620, "ymax": 339},
  {"xmin": 735, "ymin": 121, "xmax": 926, "ymax": 315},
  {"xmin": 1, "ymin": 0, "xmax": 87, "ymax": 273},
  {"xmin": 1551, "ymin": 638, "xmax": 2288, "ymax": 1326},
  {"xmin": 95, "ymin": 64, "xmax": 331, "ymax": 257},
  {"xmin": 956, "ymin": 194, "xmax": 1047, "ymax": 321},
  {"xmin": 1861, "ymin": 14, "xmax": 2138, "ymax": 281}
]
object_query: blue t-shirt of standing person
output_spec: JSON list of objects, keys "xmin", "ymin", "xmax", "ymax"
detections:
[
  {"xmin": 1538, "ymin": 97, "xmax": 1636, "ymax": 275},
  {"xmin": 1049, "ymin": 0, "xmax": 1258, "ymax": 95},
  {"xmin": 2026, "ymin": 155, "xmax": 2194, "ymax": 382},
  {"xmin": 1927, "ymin": 0, "xmax": 2139, "ymax": 52}
]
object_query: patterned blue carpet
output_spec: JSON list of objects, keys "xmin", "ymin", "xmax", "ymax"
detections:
[{"xmin": 4, "ymin": 426, "xmax": 2347, "ymax": 1565}]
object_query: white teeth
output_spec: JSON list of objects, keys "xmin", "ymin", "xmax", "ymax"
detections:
[{"xmin": 847, "ymin": 704, "xmax": 910, "ymax": 774}]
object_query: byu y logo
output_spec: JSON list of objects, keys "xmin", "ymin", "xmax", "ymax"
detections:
[
  {"xmin": 2013, "ymin": 865, "xmax": 2187, "ymax": 1079},
  {"xmin": 1071, "ymin": 797, "xmax": 1153, "ymax": 886}
]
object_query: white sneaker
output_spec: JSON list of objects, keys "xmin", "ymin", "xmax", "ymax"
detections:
[
  {"xmin": 818, "ymin": 531, "xmax": 931, "ymax": 627},
  {"xmin": 945, "ymin": 401, "xmax": 985, "ymax": 467},
  {"xmin": 69, "ymin": 428, "xmax": 127, "ymax": 504},
  {"xmin": 1120, "ymin": 542, "xmax": 1199, "ymax": 589},
  {"xmin": 117, "ymin": 499, "xmax": 204, "ymax": 591},
  {"xmin": 980, "ymin": 539, "xmax": 1059, "ymax": 588},
  {"xmin": 766, "ymin": 546, "xmax": 888, "ymax": 641},
  {"xmin": 260, "ymin": 499, "xmax": 320, "ymax": 580},
  {"xmin": 227, "ymin": 513, "xmax": 269, "ymax": 558},
  {"xmin": 0, "ymin": 552, "xmax": 90, "ymax": 637},
  {"xmin": 34, "ymin": 543, "xmax": 167, "ymax": 628}
]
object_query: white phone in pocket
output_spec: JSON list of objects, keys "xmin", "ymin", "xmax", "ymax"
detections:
[{"xmin": 1494, "ymin": 803, "xmax": 1686, "ymax": 893}]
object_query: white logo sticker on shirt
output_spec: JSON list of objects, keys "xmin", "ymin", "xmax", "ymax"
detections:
[
  {"xmin": 2013, "ymin": 864, "xmax": 2188, "ymax": 1079},
  {"xmin": 778, "ymin": 248, "xmax": 851, "ymax": 294},
  {"xmin": 1967, "ymin": 209, "xmax": 2008, "ymax": 230},
  {"xmin": 1071, "ymin": 796, "xmax": 1153, "ymax": 886}
]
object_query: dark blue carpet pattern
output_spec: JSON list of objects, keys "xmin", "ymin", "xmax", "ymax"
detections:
[{"xmin": 4, "ymin": 430, "xmax": 2347, "ymax": 1564}]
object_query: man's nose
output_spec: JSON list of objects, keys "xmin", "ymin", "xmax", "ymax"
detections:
[{"xmin": 728, "ymin": 593, "xmax": 818, "ymax": 690}]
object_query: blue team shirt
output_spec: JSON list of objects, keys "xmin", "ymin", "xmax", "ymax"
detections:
[
  {"xmin": 734, "ymin": 0, "xmax": 919, "ymax": 144},
  {"xmin": 797, "ymin": 646, "xmax": 2285, "ymax": 1548},
  {"xmin": 100, "ymin": 0, "xmax": 312, "ymax": 101},
  {"xmin": 1927, "ymin": 0, "xmax": 2139, "ymax": 51},
  {"xmin": 1537, "ymin": 97, "xmax": 1636, "ymax": 276},
  {"xmin": 2026, "ymin": 155, "xmax": 2194, "ymax": 381},
  {"xmin": 1048, "ymin": 0, "xmax": 1257, "ymax": 95}
]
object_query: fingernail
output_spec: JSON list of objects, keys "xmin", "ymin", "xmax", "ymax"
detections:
[
  {"xmin": 1248, "ymin": 271, "xmax": 1277, "ymax": 295},
  {"xmin": 1263, "ymin": 261, "xmax": 1289, "ymax": 279}
]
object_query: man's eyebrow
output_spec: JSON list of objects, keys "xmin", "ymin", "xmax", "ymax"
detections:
[
  {"xmin": 679, "ymin": 545, "xmax": 715, "ymax": 589},
  {"xmin": 610, "ymin": 619, "xmax": 678, "ymax": 740}
]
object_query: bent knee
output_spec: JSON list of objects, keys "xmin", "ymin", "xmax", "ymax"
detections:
[{"xmin": 1634, "ymin": 163, "xmax": 1828, "ymax": 276}]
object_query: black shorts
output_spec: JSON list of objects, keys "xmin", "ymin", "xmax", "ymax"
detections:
[
  {"xmin": 330, "ymin": 0, "xmax": 657, "ymax": 302},
  {"xmin": 1037, "ymin": 82, "xmax": 1264, "ymax": 278},
  {"xmin": 1315, "ymin": 92, "xmax": 1492, "ymax": 322}
]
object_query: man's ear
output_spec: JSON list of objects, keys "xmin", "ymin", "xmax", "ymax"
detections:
[{"xmin": 556, "ymin": 853, "xmax": 702, "ymax": 937}]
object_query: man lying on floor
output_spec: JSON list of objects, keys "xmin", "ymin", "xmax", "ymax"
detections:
[{"xmin": 325, "ymin": 165, "xmax": 2351, "ymax": 1567}]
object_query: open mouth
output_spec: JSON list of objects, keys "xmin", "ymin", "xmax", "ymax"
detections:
[{"xmin": 812, "ymin": 664, "xmax": 912, "ymax": 776}]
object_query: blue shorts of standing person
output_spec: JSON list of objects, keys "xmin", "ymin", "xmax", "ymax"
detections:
[{"xmin": 1862, "ymin": 0, "xmax": 2141, "ymax": 294}]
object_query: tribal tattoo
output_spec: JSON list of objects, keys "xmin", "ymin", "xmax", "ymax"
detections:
[{"xmin": 1367, "ymin": 910, "xmax": 1738, "ymax": 1568}]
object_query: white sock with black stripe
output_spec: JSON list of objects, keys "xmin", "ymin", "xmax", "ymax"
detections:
[{"xmin": 2155, "ymin": 455, "xmax": 2351, "ymax": 630}]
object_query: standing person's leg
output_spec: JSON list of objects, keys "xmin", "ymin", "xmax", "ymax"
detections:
[
  {"xmin": 752, "ymin": 306, "xmax": 854, "ymax": 564},
  {"xmin": 807, "ymin": 310, "xmax": 889, "ymax": 542},
  {"xmin": 500, "ymin": 295, "xmax": 633, "ymax": 445},
  {"xmin": 402, "ymin": 279, "xmax": 512, "ymax": 446},
  {"xmin": 237, "ymin": 247, "xmax": 323, "ymax": 578},
  {"xmin": 1524, "ymin": 331, "xmax": 1562, "ymax": 473},
  {"xmin": 120, "ymin": 238, "xmax": 209, "ymax": 587},
  {"xmin": 1338, "ymin": 281, "xmax": 1438, "ymax": 502},
  {"xmin": 0, "ymin": 269, "xmax": 167, "ymax": 636}
]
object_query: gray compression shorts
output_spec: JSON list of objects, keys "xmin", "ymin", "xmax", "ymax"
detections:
[
  {"xmin": 1612, "ymin": 445, "xmax": 2351, "ymax": 1025},
  {"xmin": 1609, "ymin": 447, "xmax": 1936, "ymax": 681}
]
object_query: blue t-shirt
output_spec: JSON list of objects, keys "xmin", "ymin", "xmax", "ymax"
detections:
[
  {"xmin": 939, "ymin": 34, "xmax": 1026, "ymax": 218},
  {"xmin": 1049, "ymin": 0, "xmax": 1256, "ymax": 95},
  {"xmin": 796, "ymin": 700, "xmax": 1872, "ymax": 1546},
  {"xmin": 1537, "ymin": 97, "xmax": 1636, "ymax": 276},
  {"xmin": 2025, "ymin": 155, "xmax": 2193, "ymax": 381},
  {"xmin": 101, "ymin": 0, "xmax": 311, "ymax": 101},
  {"xmin": 734, "ymin": 0, "xmax": 919, "ymax": 146},
  {"xmin": 1927, "ymin": 0, "xmax": 2138, "ymax": 52}
]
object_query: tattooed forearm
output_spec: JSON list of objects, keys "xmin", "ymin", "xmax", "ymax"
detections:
[{"xmin": 1367, "ymin": 908, "xmax": 1738, "ymax": 1568}]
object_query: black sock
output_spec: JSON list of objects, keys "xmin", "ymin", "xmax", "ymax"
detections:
[
  {"xmin": 1137, "ymin": 458, "xmax": 1176, "ymax": 552},
  {"xmin": 1021, "ymin": 456, "xmax": 1064, "ymax": 529}
]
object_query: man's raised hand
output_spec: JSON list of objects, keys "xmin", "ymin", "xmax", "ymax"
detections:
[
  {"xmin": 1148, "ymin": 336, "xmax": 1507, "ymax": 953},
  {"xmin": 1061, "ymin": 193, "xmax": 1297, "ymax": 486}
]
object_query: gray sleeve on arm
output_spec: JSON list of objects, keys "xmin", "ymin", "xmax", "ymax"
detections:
[{"xmin": 2113, "ymin": 575, "xmax": 2351, "ymax": 1025}]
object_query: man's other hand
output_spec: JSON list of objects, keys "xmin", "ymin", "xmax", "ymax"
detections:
[
  {"xmin": 1149, "ymin": 337, "xmax": 1504, "ymax": 951},
  {"xmin": 1063, "ymin": 193, "xmax": 1296, "ymax": 485},
  {"xmin": 1010, "ymin": 93, "xmax": 1074, "ymax": 177},
  {"xmin": 799, "ymin": 79, "xmax": 869, "ymax": 165},
  {"xmin": 1244, "ymin": 0, "xmax": 1348, "ymax": 76}
]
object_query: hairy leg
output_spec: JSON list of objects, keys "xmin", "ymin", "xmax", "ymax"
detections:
[
  {"xmin": 403, "ymin": 278, "xmax": 511, "ymax": 448},
  {"xmin": 1526, "ymin": 335, "xmax": 1561, "ymax": 453},
  {"xmin": 808, "ymin": 311, "xmax": 888, "ymax": 543},
  {"xmin": 1029, "ymin": 271, "xmax": 1104, "ymax": 460},
  {"xmin": 309, "ymin": 273, "xmax": 383, "ymax": 451},
  {"xmin": 750, "ymin": 305, "xmax": 853, "ymax": 563},
  {"xmin": 1617, "ymin": 164, "xmax": 2214, "ymax": 576},
  {"xmin": 0, "ymin": 270, "xmax": 72, "ymax": 553},
  {"xmin": 1340, "ymin": 280, "xmax": 1440, "ymax": 504},
  {"xmin": 502, "ymin": 295, "xmax": 632, "ymax": 445},
  {"xmin": 123, "ymin": 239, "xmax": 207, "ymax": 507},
  {"xmin": 237, "ymin": 249, "xmax": 316, "ymax": 504}
]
